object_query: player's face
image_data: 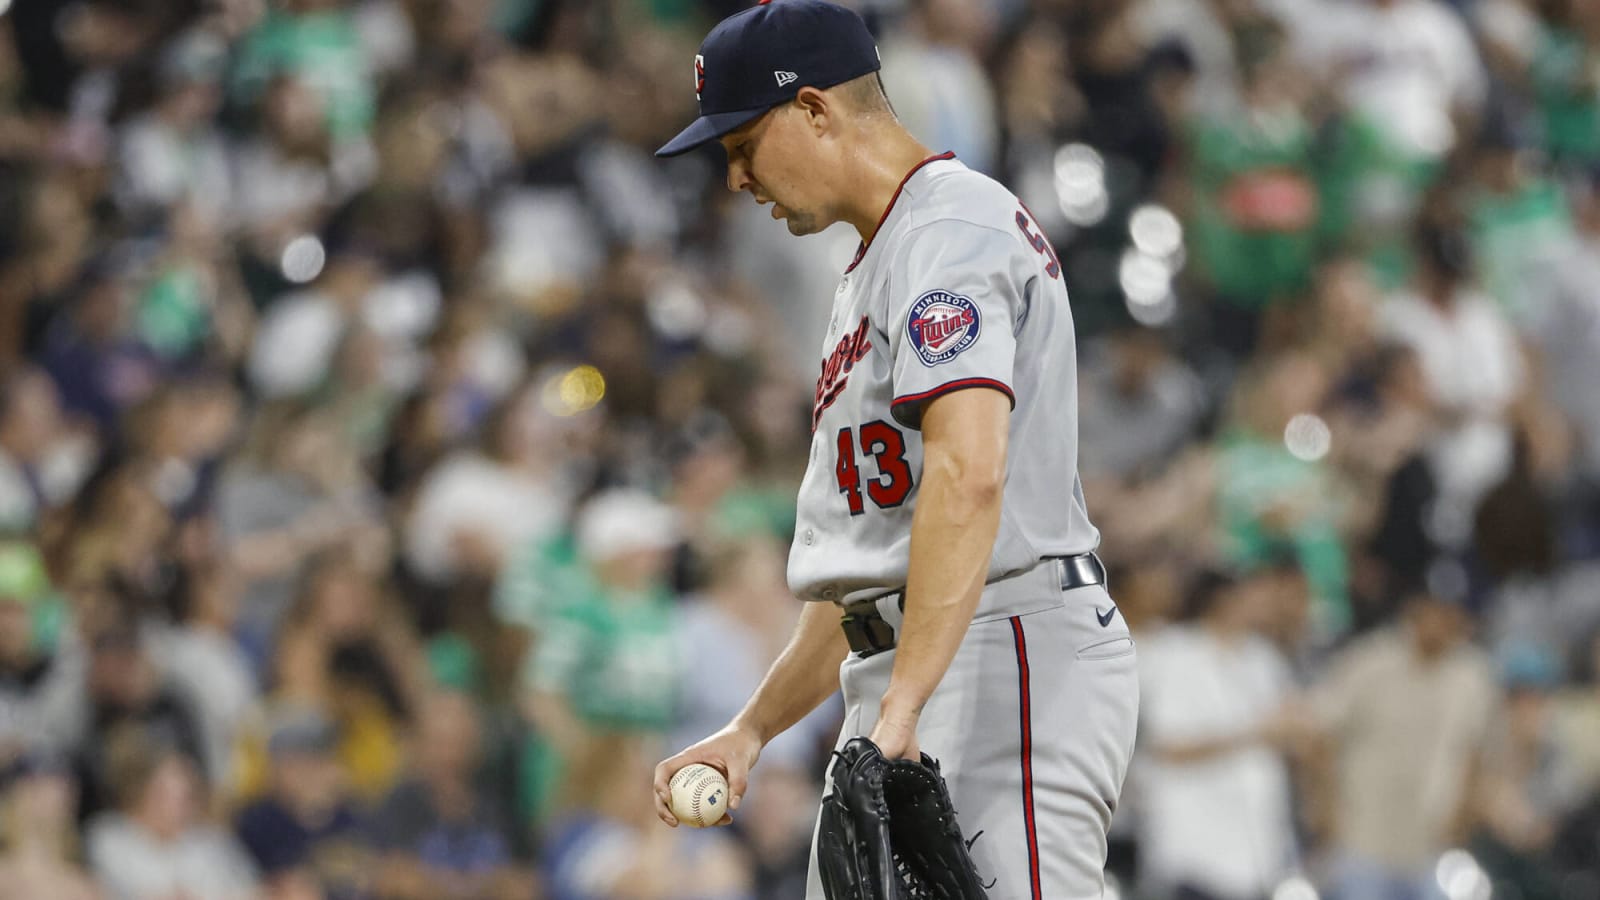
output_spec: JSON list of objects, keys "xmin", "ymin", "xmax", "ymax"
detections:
[{"xmin": 719, "ymin": 106, "xmax": 829, "ymax": 236}]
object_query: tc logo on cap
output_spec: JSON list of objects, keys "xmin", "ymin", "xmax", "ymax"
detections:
[{"xmin": 656, "ymin": 0, "xmax": 883, "ymax": 158}]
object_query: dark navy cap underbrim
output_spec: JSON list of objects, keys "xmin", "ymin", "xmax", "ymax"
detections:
[{"xmin": 655, "ymin": 106, "xmax": 772, "ymax": 158}]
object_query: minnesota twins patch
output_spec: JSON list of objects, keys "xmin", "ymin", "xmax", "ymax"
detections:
[{"xmin": 907, "ymin": 290, "xmax": 981, "ymax": 366}]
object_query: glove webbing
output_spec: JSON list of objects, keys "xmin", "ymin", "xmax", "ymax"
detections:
[{"xmin": 882, "ymin": 757, "xmax": 994, "ymax": 899}]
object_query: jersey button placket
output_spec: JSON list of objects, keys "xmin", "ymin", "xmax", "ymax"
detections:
[{"xmin": 804, "ymin": 529, "xmax": 815, "ymax": 545}]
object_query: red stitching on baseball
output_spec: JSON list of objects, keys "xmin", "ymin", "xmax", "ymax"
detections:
[{"xmin": 691, "ymin": 777, "xmax": 708, "ymax": 822}]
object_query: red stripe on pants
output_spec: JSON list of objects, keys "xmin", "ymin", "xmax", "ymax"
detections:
[{"xmin": 1010, "ymin": 616, "xmax": 1043, "ymax": 900}]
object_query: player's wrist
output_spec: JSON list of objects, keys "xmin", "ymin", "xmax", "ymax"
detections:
[
  {"xmin": 728, "ymin": 711, "xmax": 774, "ymax": 748},
  {"xmin": 877, "ymin": 688, "xmax": 926, "ymax": 725}
]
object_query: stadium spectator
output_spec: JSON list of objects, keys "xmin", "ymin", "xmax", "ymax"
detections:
[
  {"xmin": 1137, "ymin": 567, "xmax": 1312, "ymax": 900},
  {"xmin": 76, "ymin": 615, "xmax": 208, "ymax": 821},
  {"xmin": 520, "ymin": 489, "xmax": 681, "ymax": 824},
  {"xmin": 114, "ymin": 28, "xmax": 232, "ymax": 230},
  {"xmin": 1471, "ymin": 645, "xmax": 1579, "ymax": 899},
  {"xmin": 405, "ymin": 385, "xmax": 573, "ymax": 587},
  {"xmin": 671, "ymin": 534, "xmax": 837, "ymax": 776},
  {"xmin": 0, "ymin": 541, "xmax": 85, "ymax": 761},
  {"xmin": 216, "ymin": 401, "xmax": 387, "ymax": 666},
  {"xmin": 235, "ymin": 707, "xmax": 374, "ymax": 900},
  {"xmin": 0, "ymin": 753, "xmax": 99, "ymax": 900},
  {"xmin": 544, "ymin": 734, "xmax": 752, "ymax": 900},
  {"xmin": 146, "ymin": 564, "xmax": 258, "ymax": 791},
  {"xmin": 85, "ymin": 729, "xmax": 258, "ymax": 900},
  {"xmin": 264, "ymin": 552, "xmax": 426, "ymax": 803},
  {"xmin": 369, "ymin": 690, "xmax": 534, "ymax": 900},
  {"xmin": 1381, "ymin": 222, "xmax": 1526, "ymax": 548},
  {"xmin": 1313, "ymin": 574, "xmax": 1498, "ymax": 900},
  {"xmin": 0, "ymin": 368, "xmax": 81, "ymax": 532}
]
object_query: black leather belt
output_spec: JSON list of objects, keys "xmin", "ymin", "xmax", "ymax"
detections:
[{"xmin": 839, "ymin": 552, "xmax": 1107, "ymax": 656}]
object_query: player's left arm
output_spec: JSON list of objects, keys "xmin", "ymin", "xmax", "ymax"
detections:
[{"xmin": 871, "ymin": 385, "xmax": 1010, "ymax": 758}]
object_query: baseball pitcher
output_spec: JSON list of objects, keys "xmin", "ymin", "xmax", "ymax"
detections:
[{"xmin": 651, "ymin": 3, "xmax": 1139, "ymax": 898}]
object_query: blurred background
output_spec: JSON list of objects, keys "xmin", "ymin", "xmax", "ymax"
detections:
[{"xmin": 0, "ymin": 0, "xmax": 1597, "ymax": 897}]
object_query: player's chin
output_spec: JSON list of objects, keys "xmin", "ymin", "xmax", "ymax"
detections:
[{"xmin": 784, "ymin": 215, "xmax": 820, "ymax": 236}]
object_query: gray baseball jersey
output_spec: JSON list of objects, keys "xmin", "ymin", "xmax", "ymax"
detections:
[{"xmin": 787, "ymin": 153, "xmax": 1099, "ymax": 606}]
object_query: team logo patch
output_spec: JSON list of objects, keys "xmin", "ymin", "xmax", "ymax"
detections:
[
  {"xmin": 694, "ymin": 55, "xmax": 705, "ymax": 101},
  {"xmin": 907, "ymin": 290, "xmax": 980, "ymax": 366}
]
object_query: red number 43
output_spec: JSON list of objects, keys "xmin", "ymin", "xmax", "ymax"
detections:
[{"xmin": 835, "ymin": 421, "xmax": 913, "ymax": 515}]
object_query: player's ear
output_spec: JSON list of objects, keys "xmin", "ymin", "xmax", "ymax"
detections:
[{"xmin": 793, "ymin": 86, "xmax": 830, "ymax": 138}]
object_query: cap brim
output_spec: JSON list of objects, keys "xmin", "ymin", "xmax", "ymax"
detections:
[{"xmin": 655, "ymin": 107, "xmax": 771, "ymax": 158}]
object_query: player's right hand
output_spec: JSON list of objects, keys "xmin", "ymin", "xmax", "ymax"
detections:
[{"xmin": 653, "ymin": 724, "xmax": 763, "ymax": 828}]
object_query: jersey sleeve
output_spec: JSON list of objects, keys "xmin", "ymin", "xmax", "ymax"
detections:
[{"xmin": 886, "ymin": 220, "xmax": 1024, "ymax": 430}]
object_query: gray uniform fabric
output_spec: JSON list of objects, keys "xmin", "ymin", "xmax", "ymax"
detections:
[
  {"xmin": 788, "ymin": 154, "xmax": 1099, "ymax": 610},
  {"xmin": 805, "ymin": 570, "xmax": 1140, "ymax": 900},
  {"xmin": 788, "ymin": 155, "xmax": 1139, "ymax": 899}
]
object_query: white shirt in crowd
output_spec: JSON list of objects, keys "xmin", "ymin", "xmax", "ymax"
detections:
[
  {"xmin": 116, "ymin": 113, "xmax": 233, "ymax": 225},
  {"xmin": 148, "ymin": 623, "xmax": 260, "ymax": 789},
  {"xmin": 87, "ymin": 815, "xmax": 258, "ymax": 900},
  {"xmin": 1137, "ymin": 626, "xmax": 1299, "ymax": 899},
  {"xmin": 404, "ymin": 451, "xmax": 566, "ymax": 584},
  {"xmin": 1269, "ymin": 0, "xmax": 1485, "ymax": 159},
  {"xmin": 879, "ymin": 34, "xmax": 999, "ymax": 176},
  {"xmin": 1381, "ymin": 286, "xmax": 1524, "ymax": 537}
]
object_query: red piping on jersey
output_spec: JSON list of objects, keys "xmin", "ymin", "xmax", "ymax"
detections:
[
  {"xmin": 1010, "ymin": 616, "xmax": 1044, "ymax": 900},
  {"xmin": 844, "ymin": 151, "xmax": 957, "ymax": 274},
  {"xmin": 890, "ymin": 378, "xmax": 1015, "ymax": 427}
]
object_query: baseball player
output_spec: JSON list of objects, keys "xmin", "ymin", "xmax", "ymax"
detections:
[{"xmin": 650, "ymin": 2, "xmax": 1139, "ymax": 898}]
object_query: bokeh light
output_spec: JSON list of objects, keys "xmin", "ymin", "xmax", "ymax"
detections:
[
  {"xmin": 1119, "ymin": 248, "xmax": 1176, "ymax": 325},
  {"xmin": 1284, "ymin": 413, "xmax": 1332, "ymax": 462},
  {"xmin": 1129, "ymin": 204, "xmax": 1184, "ymax": 261},
  {"xmin": 542, "ymin": 365, "xmax": 606, "ymax": 417},
  {"xmin": 1055, "ymin": 143, "xmax": 1109, "ymax": 227},
  {"xmin": 1436, "ymin": 849, "xmax": 1491, "ymax": 900},
  {"xmin": 1272, "ymin": 876, "xmax": 1320, "ymax": 900},
  {"xmin": 280, "ymin": 234, "xmax": 326, "ymax": 284},
  {"xmin": 647, "ymin": 282, "xmax": 708, "ymax": 341}
]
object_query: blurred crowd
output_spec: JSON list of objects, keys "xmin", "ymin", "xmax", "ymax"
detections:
[{"xmin": 0, "ymin": 0, "xmax": 1599, "ymax": 898}]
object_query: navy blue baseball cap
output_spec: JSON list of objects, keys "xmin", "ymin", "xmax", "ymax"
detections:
[{"xmin": 655, "ymin": 0, "xmax": 882, "ymax": 158}]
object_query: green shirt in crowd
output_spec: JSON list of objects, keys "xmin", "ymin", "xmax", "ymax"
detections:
[
  {"xmin": 233, "ymin": 8, "xmax": 375, "ymax": 140},
  {"xmin": 1532, "ymin": 26, "xmax": 1600, "ymax": 167},
  {"xmin": 1189, "ymin": 107, "xmax": 1323, "ymax": 309},
  {"xmin": 1215, "ymin": 430, "xmax": 1350, "ymax": 638},
  {"xmin": 136, "ymin": 264, "xmax": 212, "ymax": 361},
  {"xmin": 498, "ymin": 532, "xmax": 682, "ymax": 824},
  {"xmin": 526, "ymin": 579, "xmax": 680, "ymax": 731},
  {"xmin": 1467, "ymin": 178, "xmax": 1574, "ymax": 323}
]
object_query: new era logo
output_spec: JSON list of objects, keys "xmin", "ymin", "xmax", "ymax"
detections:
[{"xmin": 774, "ymin": 70, "xmax": 798, "ymax": 87}]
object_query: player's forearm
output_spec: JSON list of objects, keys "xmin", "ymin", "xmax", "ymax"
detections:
[
  {"xmin": 881, "ymin": 393, "xmax": 1008, "ymax": 720},
  {"xmin": 732, "ymin": 599, "xmax": 850, "ymax": 745}
]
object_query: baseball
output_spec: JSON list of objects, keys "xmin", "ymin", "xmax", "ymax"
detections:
[{"xmin": 668, "ymin": 763, "xmax": 730, "ymax": 827}]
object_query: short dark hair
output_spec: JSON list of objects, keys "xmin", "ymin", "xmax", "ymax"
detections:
[
  {"xmin": 103, "ymin": 726, "xmax": 176, "ymax": 810},
  {"xmin": 838, "ymin": 72, "xmax": 894, "ymax": 118}
]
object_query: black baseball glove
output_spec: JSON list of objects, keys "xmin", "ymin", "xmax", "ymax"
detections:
[{"xmin": 816, "ymin": 736, "xmax": 992, "ymax": 900}]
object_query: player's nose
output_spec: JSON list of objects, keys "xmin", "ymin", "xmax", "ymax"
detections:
[{"xmin": 726, "ymin": 159, "xmax": 752, "ymax": 194}]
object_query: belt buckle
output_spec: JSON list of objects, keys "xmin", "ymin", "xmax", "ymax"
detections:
[{"xmin": 1057, "ymin": 552, "xmax": 1107, "ymax": 591}]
